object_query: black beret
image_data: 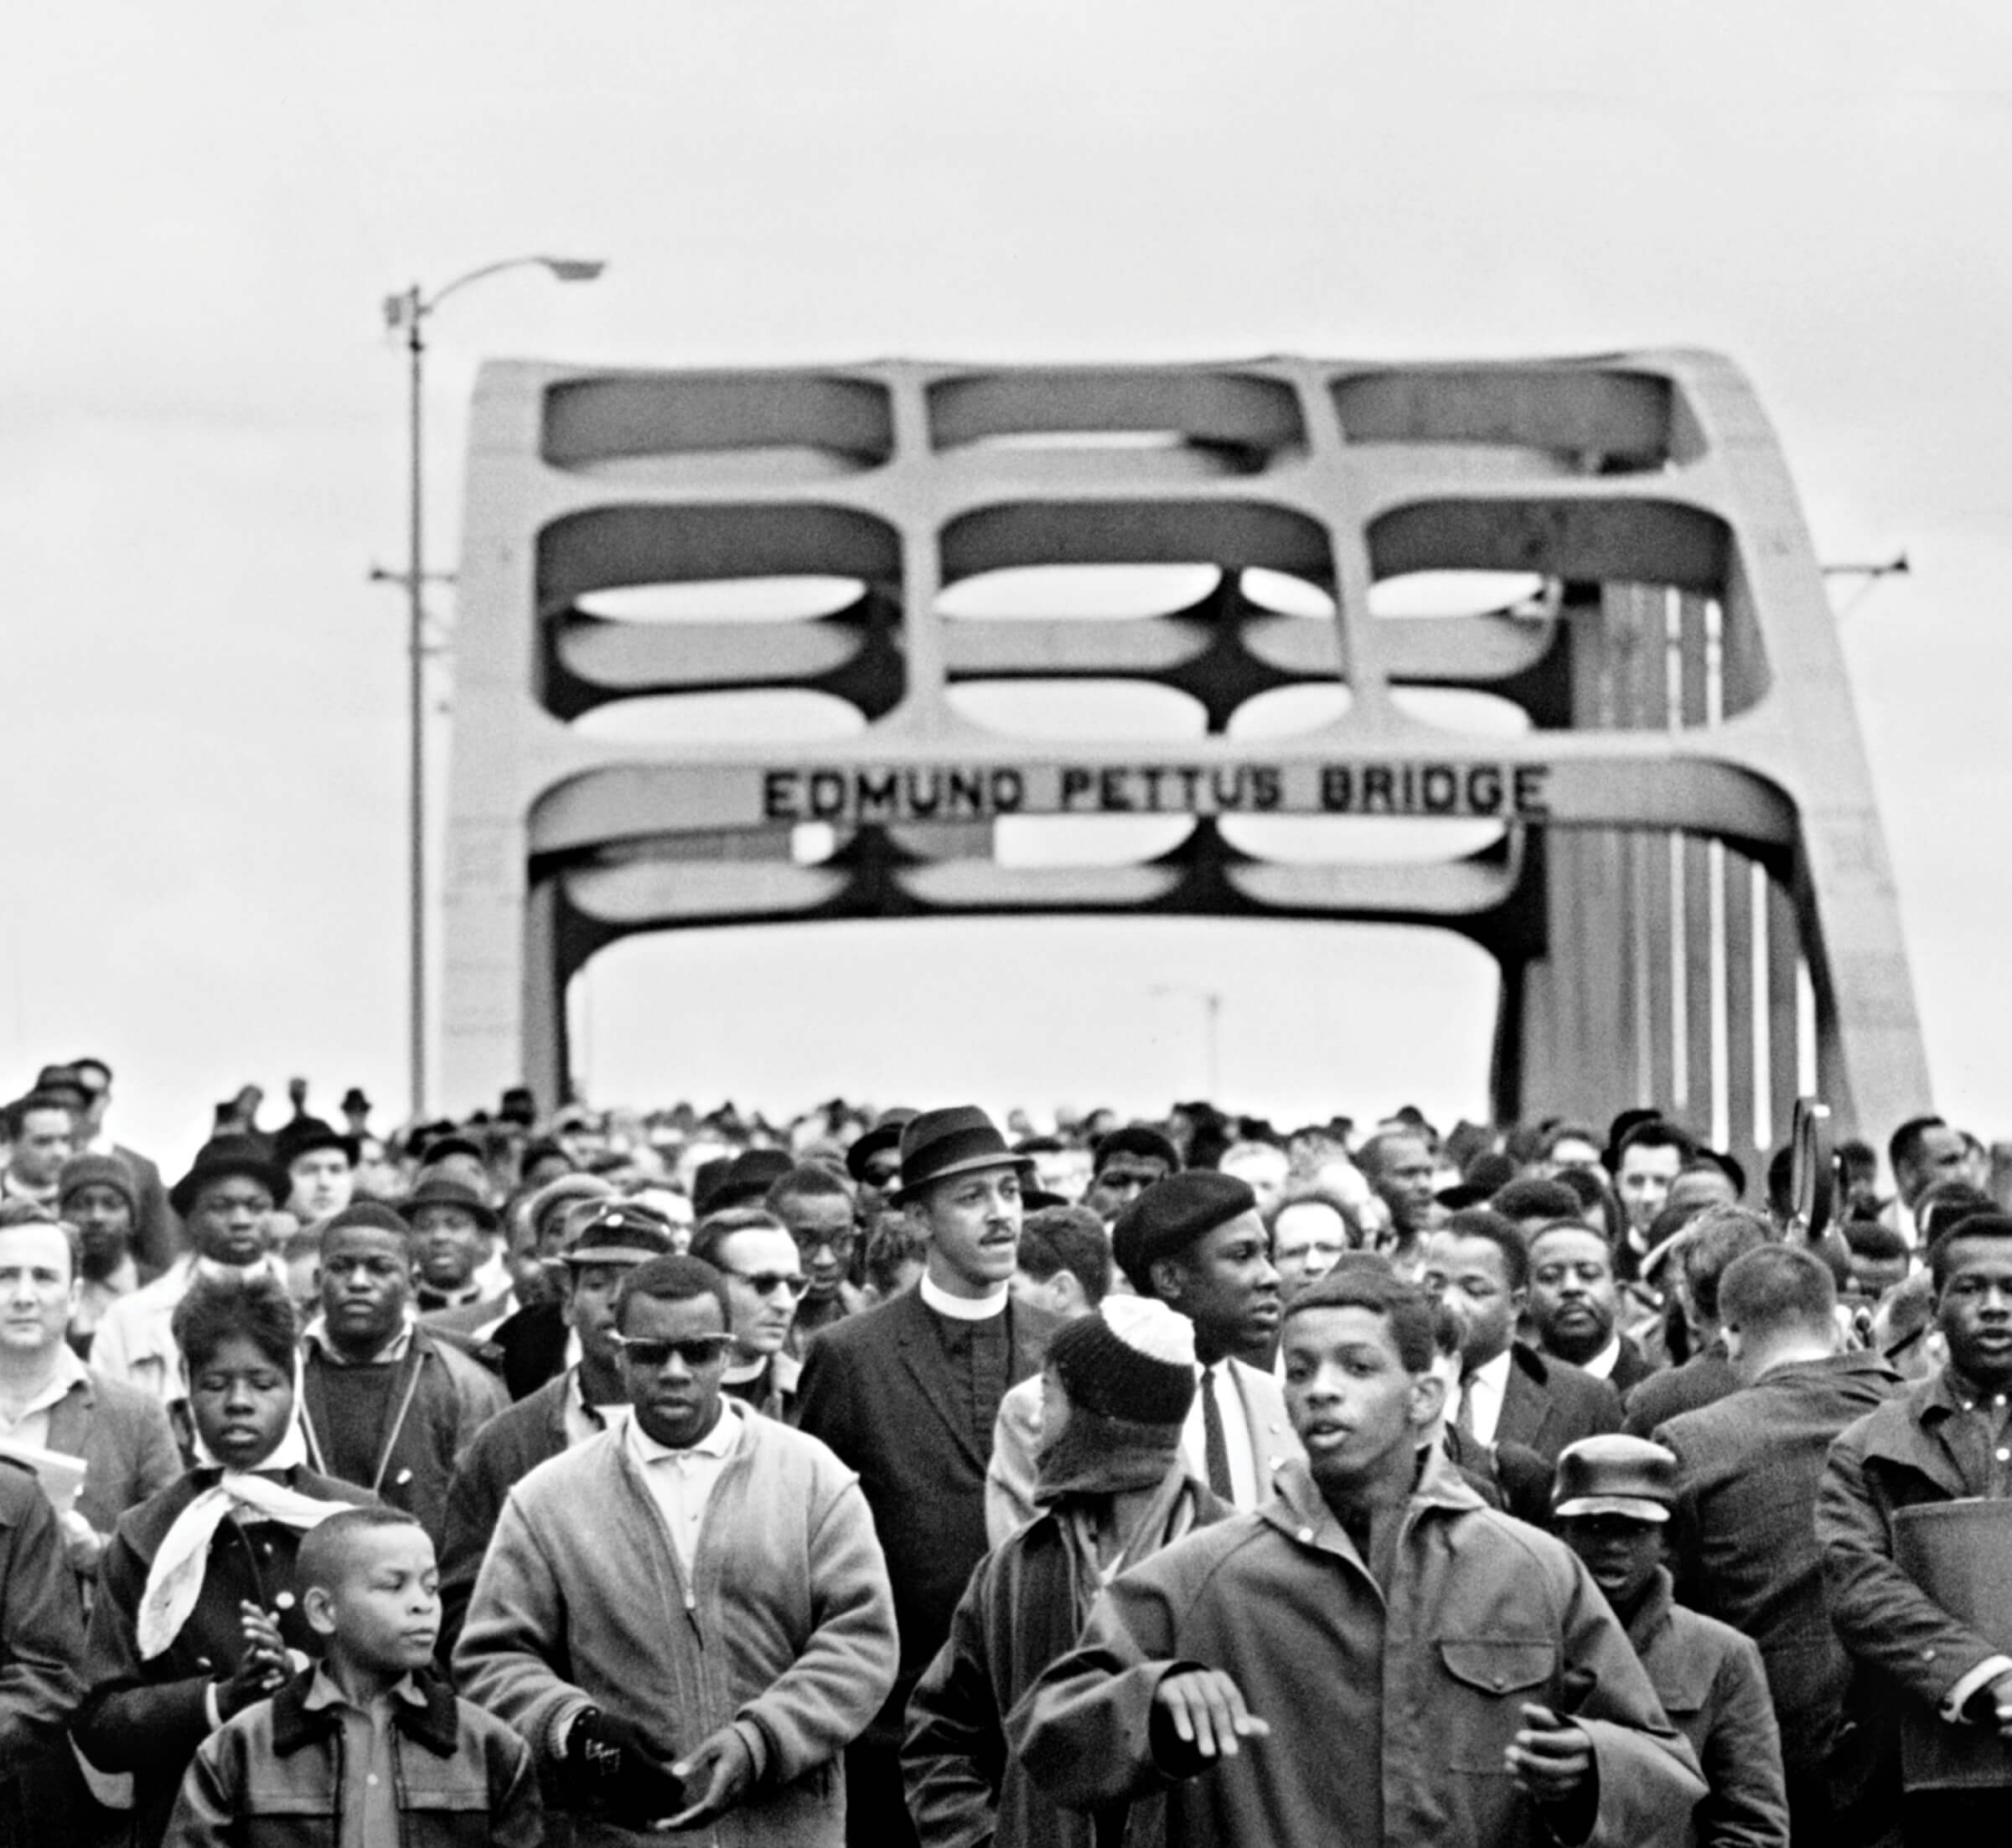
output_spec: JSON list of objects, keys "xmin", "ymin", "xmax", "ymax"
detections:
[{"xmin": 1113, "ymin": 1170, "xmax": 1258, "ymax": 1293}]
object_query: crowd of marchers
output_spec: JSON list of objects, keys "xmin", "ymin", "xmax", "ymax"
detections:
[{"xmin": 0, "ymin": 1059, "xmax": 2007, "ymax": 1848}]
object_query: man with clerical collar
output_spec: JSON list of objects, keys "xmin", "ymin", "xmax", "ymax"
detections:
[
  {"xmin": 1820, "ymin": 1210, "xmax": 2012, "ymax": 1841},
  {"xmin": 294, "ymin": 1204, "xmax": 506, "ymax": 1549},
  {"xmin": 91, "ymin": 1137, "xmax": 292, "ymax": 1442},
  {"xmin": 434, "ymin": 1206, "xmax": 675, "ymax": 1660},
  {"xmin": 797, "ymin": 1105, "xmax": 1064, "ymax": 1848},
  {"xmin": 691, "ymin": 1207, "xmax": 806, "ymax": 1421}
]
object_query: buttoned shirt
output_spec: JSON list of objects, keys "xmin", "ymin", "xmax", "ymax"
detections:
[
  {"xmin": 1182, "ymin": 1361, "xmax": 1260, "ymax": 1508},
  {"xmin": 301, "ymin": 1664, "xmax": 428, "ymax": 1848},
  {"xmin": 0, "ymin": 1341, "xmax": 89, "ymax": 1451},
  {"xmin": 625, "ymin": 1398, "xmax": 742, "ymax": 1575},
  {"xmin": 1457, "ymin": 1347, "xmax": 1514, "ymax": 1447}
]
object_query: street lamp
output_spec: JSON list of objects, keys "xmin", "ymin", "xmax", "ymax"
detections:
[{"xmin": 379, "ymin": 256, "xmax": 605, "ymax": 1121}]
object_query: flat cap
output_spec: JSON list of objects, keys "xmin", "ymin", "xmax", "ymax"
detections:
[
  {"xmin": 1551, "ymin": 1434, "xmax": 1678, "ymax": 1524},
  {"xmin": 1113, "ymin": 1170, "xmax": 1258, "ymax": 1293}
]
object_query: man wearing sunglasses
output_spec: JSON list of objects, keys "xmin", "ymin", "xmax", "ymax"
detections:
[
  {"xmin": 436, "ymin": 1205, "xmax": 679, "ymax": 1659},
  {"xmin": 691, "ymin": 1207, "xmax": 807, "ymax": 1422},
  {"xmin": 458, "ymin": 1254, "xmax": 896, "ymax": 1845}
]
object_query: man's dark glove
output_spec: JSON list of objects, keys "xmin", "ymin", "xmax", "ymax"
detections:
[{"xmin": 562, "ymin": 1707, "xmax": 686, "ymax": 1822}]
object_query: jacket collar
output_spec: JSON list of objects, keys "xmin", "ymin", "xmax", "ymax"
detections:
[
  {"xmin": 1622, "ymin": 1564, "xmax": 1676, "ymax": 1651},
  {"xmin": 270, "ymin": 1664, "xmax": 458, "ymax": 1758},
  {"xmin": 1260, "ymin": 1442, "xmax": 1486, "ymax": 1551}
]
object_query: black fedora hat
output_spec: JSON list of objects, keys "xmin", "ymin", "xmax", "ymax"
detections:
[
  {"xmin": 398, "ymin": 1174, "xmax": 501, "ymax": 1234},
  {"xmin": 891, "ymin": 1107, "xmax": 1035, "ymax": 1204},
  {"xmin": 168, "ymin": 1135, "xmax": 290, "ymax": 1219},
  {"xmin": 846, "ymin": 1108, "xmax": 918, "ymax": 1185}
]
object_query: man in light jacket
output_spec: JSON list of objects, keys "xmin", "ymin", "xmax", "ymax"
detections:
[
  {"xmin": 457, "ymin": 1255, "xmax": 897, "ymax": 1846},
  {"xmin": 1012, "ymin": 1266, "xmax": 1705, "ymax": 1848}
]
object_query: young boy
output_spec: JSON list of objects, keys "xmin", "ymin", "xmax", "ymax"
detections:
[{"xmin": 163, "ymin": 1507, "xmax": 540, "ymax": 1847}]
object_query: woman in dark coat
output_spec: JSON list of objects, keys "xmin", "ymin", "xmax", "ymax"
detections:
[{"xmin": 72, "ymin": 1271, "xmax": 372, "ymax": 1847}]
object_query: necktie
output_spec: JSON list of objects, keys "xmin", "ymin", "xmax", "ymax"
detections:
[
  {"xmin": 1455, "ymin": 1374, "xmax": 1477, "ymax": 1442},
  {"xmin": 1201, "ymin": 1365, "xmax": 1234, "ymax": 1502}
]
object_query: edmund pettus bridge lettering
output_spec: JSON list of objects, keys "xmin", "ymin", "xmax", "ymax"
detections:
[{"xmin": 759, "ymin": 760, "xmax": 1552, "ymax": 825}]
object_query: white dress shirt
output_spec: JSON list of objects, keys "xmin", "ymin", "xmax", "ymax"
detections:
[
  {"xmin": 1577, "ymin": 1336, "xmax": 1622, "ymax": 1382},
  {"xmin": 625, "ymin": 1398, "xmax": 742, "ymax": 1576},
  {"xmin": 1182, "ymin": 1360, "xmax": 1261, "ymax": 1508},
  {"xmin": 0, "ymin": 1343, "xmax": 89, "ymax": 1451},
  {"xmin": 1460, "ymin": 1348, "xmax": 1515, "ymax": 1447}
]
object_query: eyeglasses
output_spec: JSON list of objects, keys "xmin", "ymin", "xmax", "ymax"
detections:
[
  {"xmin": 609, "ymin": 1333, "xmax": 735, "ymax": 1369},
  {"xmin": 731, "ymin": 1271, "xmax": 809, "ymax": 1300},
  {"xmin": 791, "ymin": 1229, "xmax": 857, "ymax": 1255}
]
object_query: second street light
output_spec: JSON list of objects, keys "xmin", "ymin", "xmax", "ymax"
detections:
[{"xmin": 378, "ymin": 255, "xmax": 605, "ymax": 1122}]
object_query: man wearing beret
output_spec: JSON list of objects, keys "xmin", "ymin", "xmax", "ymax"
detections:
[
  {"xmin": 797, "ymin": 1105, "xmax": 1064, "ymax": 1848},
  {"xmin": 988, "ymin": 1170, "xmax": 1300, "ymax": 1539}
]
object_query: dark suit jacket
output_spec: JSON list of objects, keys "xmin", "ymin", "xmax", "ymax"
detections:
[
  {"xmin": 796, "ymin": 1286, "xmax": 1061, "ymax": 1747},
  {"xmin": 437, "ymin": 1372, "xmax": 572, "ymax": 1660},
  {"xmin": 43, "ymin": 1366, "xmax": 183, "ymax": 1551},
  {"xmin": 1621, "ymin": 1343, "xmax": 1739, "ymax": 1436},
  {"xmin": 75, "ymin": 1465, "xmax": 374, "ymax": 1848},
  {"xmin": 1657, "ymin": 1349, "xmax": 1904, "ymax": 1793},
  {"xmin": 114, "ymin": 1144, "xmax": 179, "ymax": 1274},
  {"xmin": 1492, "ymin": 1341, "xmax": 1623, "ymax": 1466},
  {"xmin": 1607, "ymin": 1333, "xmax": 1657, "ymax": 1398}
]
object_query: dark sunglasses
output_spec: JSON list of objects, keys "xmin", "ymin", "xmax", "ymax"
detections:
[
  {"xmin": 610, "ymin": 1333, "xmax": 735, "ymax": 1369},
  {"xmin": 733, "ymin": 1271, "xmax": 810, "ymax": 1300}
]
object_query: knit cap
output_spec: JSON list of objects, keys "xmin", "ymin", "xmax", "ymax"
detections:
[
  {"xmin": 1047, "ymin": 1295, "xmax": 1197, "ymax": 1427},
  {"xmin": 58, "ymin": 1152, "xmax": 141, "ymax": 1217}
]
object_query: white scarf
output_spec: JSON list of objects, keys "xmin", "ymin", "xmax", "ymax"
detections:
[{"xmin": 137, "ymin": 1421, "xmax": 349, "ymax": 1660}]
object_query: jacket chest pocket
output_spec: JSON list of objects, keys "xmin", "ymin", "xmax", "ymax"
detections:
[{"xmin": 1436, "ymin": 1638, "xmax": 1558, "ymax": 1771}]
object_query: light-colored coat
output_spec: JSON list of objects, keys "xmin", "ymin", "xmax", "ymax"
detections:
[{"xmin": 456, "ymin": 1406, "xmax": 897, "ymax": 1848}]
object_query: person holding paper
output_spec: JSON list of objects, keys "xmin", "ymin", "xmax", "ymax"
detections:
[
  {"xmin": 0, "ymin": 1209, "xmax": 180, "ymax": 1578},
  {"xmin": 1820, "ymin": 1210, "xmax": 2012, "ymax": 1842}
]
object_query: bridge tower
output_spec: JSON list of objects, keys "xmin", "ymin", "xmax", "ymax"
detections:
[{"xmin": 442, "ymin": 351, "xmax": 1927, "ymax": 1182}]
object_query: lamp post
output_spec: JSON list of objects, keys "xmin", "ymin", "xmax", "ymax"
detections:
[{"xmin": 379, "ymin": 256, "xmax": 604, "ymax": 1121}]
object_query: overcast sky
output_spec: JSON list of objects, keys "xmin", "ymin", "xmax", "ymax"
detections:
[{"xmin": 6, "ymin": 3, "xmax": 2009, "ymax": 1164}]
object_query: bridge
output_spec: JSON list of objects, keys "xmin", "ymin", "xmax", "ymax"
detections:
[{"xmin": 442, "ymin": 351, "xmax": 1927, "ymax": 1184}]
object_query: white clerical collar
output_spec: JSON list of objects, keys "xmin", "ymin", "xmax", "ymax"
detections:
[{"xmin": 919, "ymin": 1275, "xmax": 1010, "ymax": 1321}]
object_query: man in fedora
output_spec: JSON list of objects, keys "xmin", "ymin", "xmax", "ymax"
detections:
[
  {"xmin": 797, "ymin": 1105, "xmax": 1064, "ymax": 1848},
  {"xmin": 400, "ymin": 1175, "xmax": 509, "ymax": 1314},
  {"xmin": 90, "ymin": 1136, "xmax": 291, "ymax": 1440}
]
